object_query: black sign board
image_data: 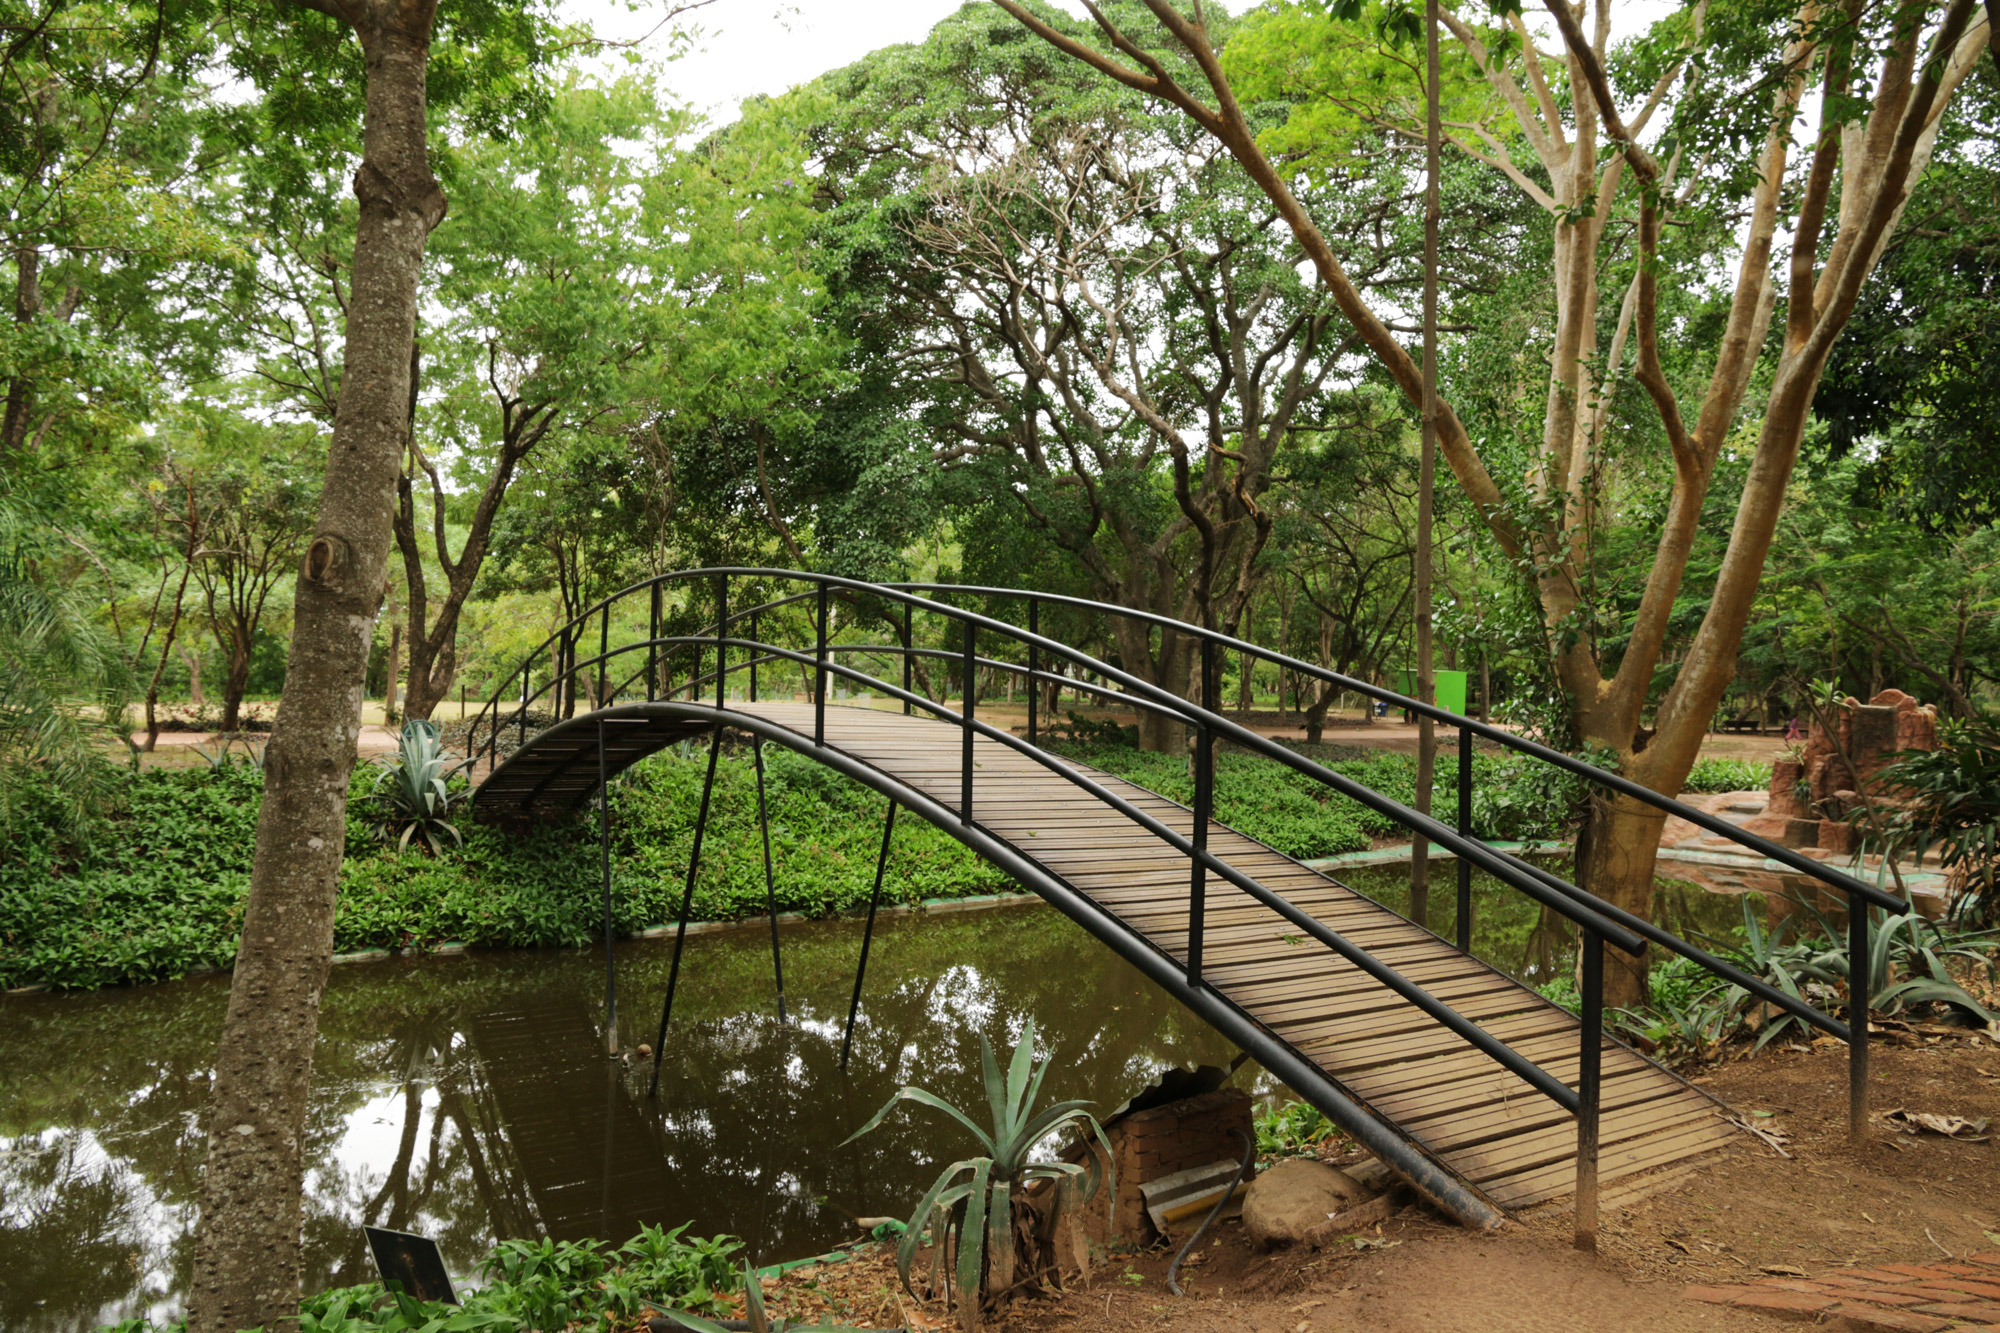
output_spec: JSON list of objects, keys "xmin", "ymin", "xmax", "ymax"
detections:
[{"xmin": 362, "ymin": 1226, "xmax": 459, "ymax": 1304}]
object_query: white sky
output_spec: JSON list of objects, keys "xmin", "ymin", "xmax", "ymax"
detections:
[{"xmin": 596, "ymin": 1, "xmax": 994, "ymax": 123}]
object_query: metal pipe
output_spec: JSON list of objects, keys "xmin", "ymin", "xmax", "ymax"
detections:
[
  {"xmin": 648, "ymin": 583, "xmax": 660, "ymax": 702},
  {"xmin": 902, "ymin": 601, "xmax": 913, "ymax": 717},
  {"xmin": 648, "ymin": 726, "xmax": 723, "ymax": 1097},
  {"xmin": 1850, "ymin": 900, "xmax": 1870, "ymax": 1145},
  {"xmin": 1189, "ymin": 720, "xmax": 1210, "ymax": 989},
  {"xmin": 715, "ymin": 574, "xmax": 727, "ymax": 710},
  {"xmin": 750, "ymin": 609, "xmax": 760, "ymax": 703},
  {"xmin": 753, "ymin": 736, "xmax": 788, "ymax": 1024},
  {"xmin": 1575, "ymin": 928, "xmax": 1602, "ymax": 1252},
  {"xmin": 841, "ymin": 801, "xmax": 898, "ymax": 1070},
  {"xmin": 1027, "ymin": 599, "xmax": 1039, "ymax": 746},
  {"xmin": 599, "ymin": 604, "xmax": 610, "ymax": 707},
  {"xmin": 600, "ymin": 718, "xmax": 616, "ymax": 1056},
  {"xmin": 816, "ymin": 584, "xmax": 828, "ymax": 744},
  {"xmin": 961, "ymin": 617, "xmax": 975, "ymax": 825},
  {"xmin": 1457, "ymin": 724, "xmax": 1473, "ymax": 953}
]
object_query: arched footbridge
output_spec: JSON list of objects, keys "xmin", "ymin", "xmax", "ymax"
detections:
[{"xmin": 465, "ymin": 569, "xmax": 1906, "ymax": 1243}]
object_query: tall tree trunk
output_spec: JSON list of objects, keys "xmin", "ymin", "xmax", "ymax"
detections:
[
  {"xmin": 220, "ymin": 627, "xmax": 251, "ymax": 731},
  {"xmin": 184, "ymin": 4, "xmax": 445, "ymax": 1329},
  {"xmin": 2, "ymin": 244, "xmax": 42, "ymax": 456},
  {"xmin": 181, "ymin": 642, "xmax": 206, "ymax": 715},
  {"xmin": 1409, "ymin": 0, "xmax": 1442, "ymax": 931}
]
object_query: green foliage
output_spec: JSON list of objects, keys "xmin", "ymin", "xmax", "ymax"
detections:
[
  {"xmin": 843, "ymin": 1019, "xmax": 1110, "ymax": 1310},
  {"xmin": 1682, "ymin": 758, "xmax": 1771, "ymax": 794},
  {"xmin": 108, "ymin": 1224, "xmax": 746, "ymax": 1333},
  {"xmin": 372, "ymin": 719, "xmax": 469, "ymax": 855},
  {"xmin": 1550, "ymin": 896, "xmax": 1999, "ymax": 1066},
  {"xmin": 1052, "ymin": 739, "xmax": 1586, "ymax": 859},
  {"xmin": 1, "ymin": 743, "xmax": 1012, "ymax": 991},
  {"xmin": 1253, "ymin": 1100, "xmax": 1341, "ymax": 1159},
  {"xmin": 0, "ymin": 496, "xmax": 132, "ymax": 841},
  {"xmin": 1859, "ymin": 718, "xmax": 2000, "ymax": 926}
]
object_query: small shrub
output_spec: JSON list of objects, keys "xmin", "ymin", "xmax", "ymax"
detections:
[{"xmin": 1682, "ymin": 758, "xmax": 1771, "ymax": 794}]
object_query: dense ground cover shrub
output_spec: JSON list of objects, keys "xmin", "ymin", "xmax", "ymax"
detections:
[
  {"xmin": 0, "ymin": 743, "xmax": 1012, "ymax": 991},
  {"xmin": 1054, "ymin": 739, "xmax": 1590, "ymax": 857},
  {"xmin": 102, "ymin": 1224, "xmax": 747, "ymax": 1333},
  {"xmin": 1682, "ymin": 758, "xmax": 1772, "ymax": 794}
]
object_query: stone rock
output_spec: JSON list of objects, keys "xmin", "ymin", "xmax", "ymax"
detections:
[
  {"xmin": 1767, "ymin": 759, "xmax": 1804, "ymax": 817},
  {"xmin": 1819, "ymin": 818, "xmax": 1856, "ymax": 856},
  {"xmin": 1241, "ymin": 1158, "xmax": 1369, "ymax": 1249},
  {"xmin": 1782, "ymin": 817, "xmax": 1820, "ymax": 849}
]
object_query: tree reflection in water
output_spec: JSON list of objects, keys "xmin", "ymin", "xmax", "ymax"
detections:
[{"xmin": 0, "ymin": 903, "xmax": 1243, "ymax": 1332}]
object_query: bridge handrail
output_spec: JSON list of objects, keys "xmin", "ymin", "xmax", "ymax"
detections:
[{"xmin": 470, "ymin": 566, "xmax": 1893, "ymax": 1244}]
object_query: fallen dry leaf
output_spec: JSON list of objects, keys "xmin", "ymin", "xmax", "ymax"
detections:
[{"xmin": 1881, "ymin": 1107, "xmax": 1991, "ymax": 1141}]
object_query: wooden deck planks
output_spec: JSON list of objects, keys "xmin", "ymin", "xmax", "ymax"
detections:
[{"xmin": 480, "ymin": 700, "xmax": 1735, "ymax": 1215}]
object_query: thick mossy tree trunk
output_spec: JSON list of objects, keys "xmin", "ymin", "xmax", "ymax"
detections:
[{"xmin": 183, "ymin": 4, "xmax": 445, "ymax": 1330}]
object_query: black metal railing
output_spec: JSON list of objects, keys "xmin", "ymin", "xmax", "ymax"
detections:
[{"xmin": 466, "ymin": 567, "xmax": 1900, "ymax": 1247}]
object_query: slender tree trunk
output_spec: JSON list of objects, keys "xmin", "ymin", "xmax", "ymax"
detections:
[
  {"xmin": 383, "ymin": 620, "xmax": 402, "ymax": 723},
  {"xmin": 1410, "ymin": 0, "xmax": 1442, "ymax": 930},
  {"xmin": 181, "ymin": 642, "xmax": 206, "ymax": 715},
  {"xmin": 184, "ymin": 5, "xmax": 445, "ymax": 1329},
  {"xmin": 220, "ymin": 628, "xmax": 251, "ymax": 731}
]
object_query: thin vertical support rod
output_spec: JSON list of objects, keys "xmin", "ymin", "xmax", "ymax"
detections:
[
  {"xmin": 1189, "ymin": 640, "xmax": 1215, "ymax": 987},
  {"xmin": 648, "ymin": 727, "xmax": 723, "ymax": 1097},
  {"xmin": 841, "ymin": 801, "xmax": 898, "ymax": 1070},
  {"xmin": 1574, "ymin": 927, "xmax": 1603, "ymax": 1253},
  {"xmin": 1850, "ymin": 897, "xmax": 1870, "ymax": 1145},
  {"xmin": 647, "ymin": 583, "xmax": 661, "ymax": 702},
  {"xmin": 752, "ymin": 736, "xmax": 788, "ymax": 1022},
  {"xmin": 599, "ymin": 718, "xmax": 617, "ymax": 1055},
  {"xmin": 714, "ymin": 575, "xmax": 728, "ymax": 710},
  {"xmin": 1456, "ymin": 725, "xmax": 1474, "ymax": 952},
  {"xmin": 598, "ymin": 604, "xmax": 609, "ymax": 707},
  {"xmin": 518, "ymin": 665, "xmax": 528, "ymax": 753},
  {"xmin": 816, "ymin": 584, "xmax": 829, "ymax": 744},
  {"xmin": 1027, "ymin": 599, "xmax": 1039, "ymax": 747},
  {"xmin": 960, "ymin": 617, "xmax": 975, "ymax": 825},
  {"xmin": 750, "ymin": 610, "xmax": 760, "ymax": 703},
  {"xmin": 901, "ymin": 600, "xmax": 913, "ymax": 716}
]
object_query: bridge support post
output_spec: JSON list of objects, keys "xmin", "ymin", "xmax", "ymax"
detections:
[
  {"xmin": 1026, "ymin": 599, "xmax": 1039, "ymax": 746},
  {"xmin": 600, "ymin": 718, "xmax": 617, "ymax": 1056},
  {"xmin": 648, "ymin": 726, "xmax": 723, "ymax": 1097},
  {"xmin": 753, "ymin": 736, "xmax": 788, "ymax": 1024},
  {"xmin": 1457, "ymin": 725, "xmax": 1473, "ymax": 952},
  {"xmin": 841, "ymin": 800, "xmax": 898, "ymax": 1070},
  {"xmin": 1574, "ymin": 927, "xmax": 1602, "ymax": 1252},
  {"xmin": 1850, "ymin": 899, "xmax": 1869, "ymax": 1146},
  {"xmin": 961, "ymin": 619, "xmax": 975, "ymax": 825}
]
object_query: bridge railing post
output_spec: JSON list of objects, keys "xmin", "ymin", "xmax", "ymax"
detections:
[
  {"xmin": 961, "ymin": 616, "xmax": 975, "ymax": 825},
  {"xmin": 599, "ymin": 604, "xmax": 610, "ymax": 708},
  {"xmin": 648, "ymin": 582, "xmax": 661, "ymax": 703},
  {"xmin": 902, "ymin": 599, "xmax": 913, "ymax": 717},
  {"xmin": 1457, "ymin": 724, "xmax": 1473, "ymax": 952},
  {"xmin": 1027, "ymin": 598, "xmax": 1039, "ymax": 748},
  {"xmin": 1575, "ymin": 926, "xmax": 1602, "ymax": 1252},
  {"xmin": 750, "ymin": 609, "xmax": 759, "ymax": 703},
  {"xmin": 518, "ymin": 664, "xmax": 528, "ymax": 755},
  {"xmin": 1189, "ymin": 639, "xmax": 1217, "ymax": 987},
  {"xmin": 715, "ymin": 574, "xmax": 728, "ymax": 710},
  {"xmin": 816, "ymin": 583, "xmax": 829, "ymax": 744},
  {"xmin": 1850, "ymin": 895, "xmax": 1869, "ymax": 1145}
]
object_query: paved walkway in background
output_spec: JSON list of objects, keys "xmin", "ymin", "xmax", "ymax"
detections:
[{"xmin": 1685, "ymin": 1251, "xmax": 2000, "ymax": 1331}]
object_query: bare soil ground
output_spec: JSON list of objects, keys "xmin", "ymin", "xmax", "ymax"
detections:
[{"xmin": 754, "ymin": 1039, "xmax": 2000, "ymax": 1332}]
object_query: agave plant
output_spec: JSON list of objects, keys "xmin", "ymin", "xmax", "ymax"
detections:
[
  {"xmin": 1706, "ymin": 895, "xmax": 1996, "ymax": 1051},
  {"xmin": 374, "ymin": 718, "xmax": 470, "ymax": 855},
  {"xmin": 843, "ymin": 1020, "xmax": 1111, "ymax": 1330}
]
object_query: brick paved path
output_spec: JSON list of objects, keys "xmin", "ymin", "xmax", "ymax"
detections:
[{"xmin": 1685, "ymin": 1252, "xmax": 2000, "ymax": 1330}]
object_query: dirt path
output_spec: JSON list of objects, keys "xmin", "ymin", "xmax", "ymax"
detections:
[{"xmin": 762, "ymin": 1041, "xmax": 2000, "ymax": 1332}]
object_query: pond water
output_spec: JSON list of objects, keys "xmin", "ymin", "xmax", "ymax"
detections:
[
  {"xmin": 0, "ymin": 906, "xmax": 1239, "ymax": 1333},
  {"xmin": 0, "ymin": 863, "xmax": 1749, "ymax": 1332}
]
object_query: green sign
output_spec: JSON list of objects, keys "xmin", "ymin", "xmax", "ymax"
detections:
[{"xmin": 1394, "ymin": 669, "xmax": 1468, "ymax": 717}]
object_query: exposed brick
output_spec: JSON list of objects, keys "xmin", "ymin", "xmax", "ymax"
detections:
[
  {"xmin": 1830, "ymin": 1308, "xmax": 1953, "ymax": 1333},
  {"xmin": 1809, "ymin": 1288, "xmax": 1928, "ymax": 1308},
  {"xmin": 1683, "ymin": 1285, "xmax": 1745, "ymax": 1305},
  {"xmin": 1728, "ymin": 1289, "xmax": 1841, "ymax": 1319},
  {"xmin": 1913, "ymin": 1302, "xmax": 2000, "ymax": 1321},
  {"xmin": 1968, "ymin": 1254, "xmax": 2000, "ymax": 1269},
  {"xmin": 1883, "ymin": 1265, "xmax": 1949, "ymax": 1280},
  {"xmin": 1913, "ymin": 1277, "xmax": 2000, "ymax": 1300}
]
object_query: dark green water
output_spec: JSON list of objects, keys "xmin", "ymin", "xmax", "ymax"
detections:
[
  {"xmin": 0, "ymin": 905, "xmax": 1239, "ymax": 1333},
  {"xmin": 0, "ymin": 863, "xmax": 1745, "ymax": 1332}
]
